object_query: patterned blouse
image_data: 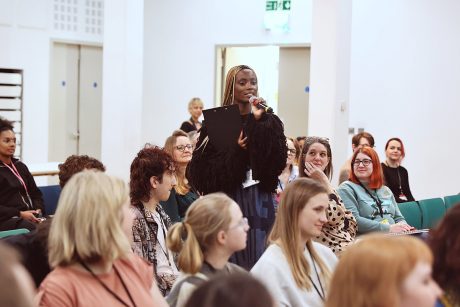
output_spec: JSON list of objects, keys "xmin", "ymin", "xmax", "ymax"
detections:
[
  {"xmin": 314, "ymin": 189, "xmax": 357, "ymax": 255},
  {"xmin": 130, "ymin": 203, "xmax": 178, "ymax": 296}
]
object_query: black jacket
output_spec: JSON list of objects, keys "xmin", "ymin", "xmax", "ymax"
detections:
[{"xmin": 0, "ymin": 158, "xmax": 44, "ymax": 222}]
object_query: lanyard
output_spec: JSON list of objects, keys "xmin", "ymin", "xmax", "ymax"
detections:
[
  {"xmin": 358, "ymin": 181, "xmax": 384, "ymax": 218},
  {"xmin": 306, "ymin": 245, "xmax": 325, "ymax": 301},
  {"xmin": 3, "ymin": 162, "xmax": 33, "ymax": 209},
  {"xmin": 79, "ymin": 261, "xmax": 136, "ymax": 307}
]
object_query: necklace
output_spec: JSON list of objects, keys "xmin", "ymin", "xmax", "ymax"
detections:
[
  {"xmin": 79, "ymin": 261, "xmax": 136, "ymax": 307},
  {"xmin": 306, "ymin": 245, "xmax": 325, "ymax": 301}
]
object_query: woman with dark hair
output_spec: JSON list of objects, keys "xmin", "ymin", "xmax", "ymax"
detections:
[
  {"xmin": 187, "ymin": 65, "xmax": 287, "ymax": 269},
  {"xmin": 429, "ymin": 205, "xmax": 460, "ymax": 306},
  {"xmin": 129, "ymin": 145, "xmax": 179, "ymax": 296},
  {"xmin": 184, "ymin": 274, "xmax": 274, "ymax": 307},
  {"xmin": 0, "ymin": 117, "xmax": 43, "ymax": 231},
  {"xmin": 161, "ymin": 130, "xmax": 198, "ymax": 222},
  {"xmin": 337, "ymin": 147, "xmax": 412, "ymax": 234},
  {"xmin": 382, "ymin": 137, "xmax": 415, "ymax": 203},
  {"xmin": 299, "ymin": 136, "xmax": 357, "ymax": 255}
]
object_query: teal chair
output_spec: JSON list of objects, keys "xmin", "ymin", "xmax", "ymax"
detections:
[
  {"xmin": 444, "ymin": 194, "xmax": 460, "ymax": 210},
  {"xmin": 398, "ymin": 201, "xmax": 423, "ymax": 229},
  {"xmin": 0, "ymin": 228, "xmax": 30, "ymax": 239},
  {"xmin": 418, "ymin": 198, "xmax": 446, "ymax": 229}
]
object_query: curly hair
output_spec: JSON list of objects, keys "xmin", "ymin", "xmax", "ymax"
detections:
[
  {"xmin": 0, "ymin": 116, "xmax": 14, "ymax": 133},
  {"xmin": 58, "ymin": 155, "xmax": 105, "ymax": 187},
  {"xmin": 129, "ymin": 145, "xmax": 176, "ymax": 205},
  {"xmin": 429, "ymin": 205, "xmax": 460, "ymax": 301}
]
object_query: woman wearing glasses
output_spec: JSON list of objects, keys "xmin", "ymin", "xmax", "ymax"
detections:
[
  {"xmin": 274, "ymin": 137, "xmax": 299, "ymax": 208},
  {"xmin": 166, "ymin": 193, "xmax": 249, "ymax": 307},
  {"xmin": 337, "ymin": 147, "xmax": 412, "ymax": 234},
  {"xmin": 162, "ymin": 130, "xmax": 199, "ymax": 222},
  {"xmin": 299, "ymin": 137, "xmax": 357, "ymax": 255}
]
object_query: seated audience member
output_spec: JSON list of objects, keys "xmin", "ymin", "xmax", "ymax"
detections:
[
  {"xmin": 382, "ymin": 137, "xmax": 415, "ymax": 203},
  {"xmin": 58, "ymin": 154, "xmax": 105, "ymax": 187},
  {"xmin": 251, "ymin": 178, "xmax": 337, "ymax": 307},
  {"xmin": 0, "ymin": 243, "xmax": 35, "ymax": 307},
  {"xmin": 337, "ymin": 147, "xmax": 412, "ymax": 234},
  {"xmin": 296, "ymin": 136, "xmax": 307, "ymax": 155},
  {"xmin": 166, "ymin": 193, "xmax": 248, "ymax": 307},
  {"xmin": 338, "ymin": 132, "xmax": 375, "ymax": 184},
  {"xmin": 180, "ymin": 97, "xmax": 203, "ymax": 133},
  {"xmin": 4, "ymin": 154, "xmax": 107, "ymax": 287},
  {"xmin": 37, "ymin": 171, "xmax": 167, "ymax": 306},
  {"xmin": 326, "ymin": 235, "xmax": 442, "ymax": 307},
  {"xmin": 130, "ymin": 145, "xmax": 179, "ymax": 296},
  {"xmin": 274, "ymin": 137, "xmax": 299, "ymax": 207},
  {"xmin": 184, "ymin": 273, "xmax": 274, "ymax": 307},
  {"xmin": 429, "ymin": 205, "xmax": 460, "ymax": 306},
  {"xmin": 299, "ymin": 137, "xmax": 357, "ymax": 255},
  {"xmin": 161, "ymin": 130, "xmax": 198, "ymax": 222},
  {"xmin": 0, "ymin": 116, "xmax": 44, "ymax": 231}
]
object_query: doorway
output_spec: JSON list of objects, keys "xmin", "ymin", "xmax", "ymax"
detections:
[
  {"xmin": 48, "ymin": 42, "xmax": 103, "ymax": 162},
  {"xmin": 215, "ymin": 45, "xmax": 310, "ymax": 138}
]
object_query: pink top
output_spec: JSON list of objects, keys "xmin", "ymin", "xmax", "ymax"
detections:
[{"xmin": 37, "ymin": 254, "xmax": 156, "ymax": 307}]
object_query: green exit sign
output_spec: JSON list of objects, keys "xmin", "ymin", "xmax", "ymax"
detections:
[{"xmin": 266, "ymin": 0, "xmax": 291, "ymax": 11}]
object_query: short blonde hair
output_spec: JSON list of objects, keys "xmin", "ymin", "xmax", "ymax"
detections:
[
  {"xmin": 188, "ymin": 97, "xmax": 203, "ymax": 111},
  {"xmin": 326, "ymin": 234, "xmax": 433, "ymax": 307},
  {"xmin": 48, "ymin": 170, "xmax": 131, "ymax": 267},
  {"xmin": 167, "ymin": 193, "xmax": 234, "ymax": 274}
]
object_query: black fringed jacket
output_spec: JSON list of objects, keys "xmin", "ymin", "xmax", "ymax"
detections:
[{"xmin": 187, "ymin": 113, "xmax": 287, "ymax": 195}]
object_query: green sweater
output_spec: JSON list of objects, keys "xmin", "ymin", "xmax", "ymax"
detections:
[{"xmin": 337, "ymin": 181, "xmax": 406, "ymax": 234}]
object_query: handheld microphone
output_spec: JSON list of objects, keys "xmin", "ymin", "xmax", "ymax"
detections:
[{"xmin": 249, "ymin": 96, "xmax": 274, "ymax": 114}]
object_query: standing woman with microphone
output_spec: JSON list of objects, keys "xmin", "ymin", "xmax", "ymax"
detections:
[{"xmin": 187, "ymin": 65, "xmax": 287, "ymax": 269}]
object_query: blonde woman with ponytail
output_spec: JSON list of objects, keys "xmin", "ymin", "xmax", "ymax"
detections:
[
  {"xmin": 251, "ymin": 178, "xmax": 338, "ymax": 307},
  {"xmin": 166, "ymin": 193, "xmax": 249, "ymax": 307}
]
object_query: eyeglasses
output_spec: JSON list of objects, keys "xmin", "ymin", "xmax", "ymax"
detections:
[
  {"xmin": 287, "ymin": 149, "xmax": 297, "ymax": 155},
  {"xmin": 175, "ymin": 144, "xmax": 193, "ymax": 152},
  {"xmin": 229, "ymin": 217, "xmax": 248, "ymax": 229},
  {"xmin": 353, "ymin": 159, "xmax": 372, "ymax": 166}
]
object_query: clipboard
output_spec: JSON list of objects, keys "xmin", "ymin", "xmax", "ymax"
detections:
[{"xmin": 203, "ymin": 104, "xmax": 242, "ymax": 151}]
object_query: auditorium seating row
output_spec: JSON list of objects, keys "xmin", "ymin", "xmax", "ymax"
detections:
[{"xmin": 398, "ymin": 194, "xmax": 460, "ymax": 229}]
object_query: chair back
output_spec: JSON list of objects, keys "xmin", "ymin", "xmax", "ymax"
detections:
[
  {"xmin": 38, "ymin": 185, "xmax": 62, "ymax": 215},
  {"xmin": 418, "ymin": 198, "xmax": 446, "ymax": 229},
  {"xmin": 398, "ymin": 201, "xmax": 423, "ymax": 229},
  {"xmin": 444, "ymin": 194, "xmax": 460, "ymax": 210}
]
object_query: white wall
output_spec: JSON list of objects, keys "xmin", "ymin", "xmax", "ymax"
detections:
[
  {"xmin": 0, "ymin": 0, "xmax": 50, "ymax": 165},
  {"xmin": 349, "ymin": 0, "xmax": 460, "ymax": 198},
  {"xmin": 142, "ymin": 0, "xmax": 313, "ymax": 146}
]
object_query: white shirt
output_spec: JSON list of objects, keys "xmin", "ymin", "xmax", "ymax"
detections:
[
  {"xmin": 251, "ymin": 242, "xmax": 337, "ymax": 307},
  {"xmin": 152, "ymin": 211, "xmax": 179, "ymax": 275}
]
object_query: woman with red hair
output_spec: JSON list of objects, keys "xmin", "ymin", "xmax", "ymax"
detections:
[
  {"xmin": 382, "ymin": 137, "xmax": 415, "ymax": 203},
  {"xmin": 337, "ymin": 147, "xmax": 412, "ymax": 234}
]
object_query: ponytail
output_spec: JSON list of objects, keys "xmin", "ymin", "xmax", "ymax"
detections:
[{"xmin": 167, "ymin": 222, "xmax": 204, "ymax": 274}]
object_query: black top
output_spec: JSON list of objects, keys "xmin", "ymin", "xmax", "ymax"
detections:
[
  {"xmin": 187, "ymin": 112, "xmax": 287, "ymax": 195},
  {"xmin": 160, "ymin": 189, "xmax": 199, "ymax": 223},
  {"xmin": 0, "ymin": 158, "xmax": 44, "ymax": 222},
  {"xmin": 381, "ymin": 163, "xmax": 415, "ymax": 203},
  {"xmin": 180, "ymin": 118, "xmax": 201, "ymax": 133}
]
